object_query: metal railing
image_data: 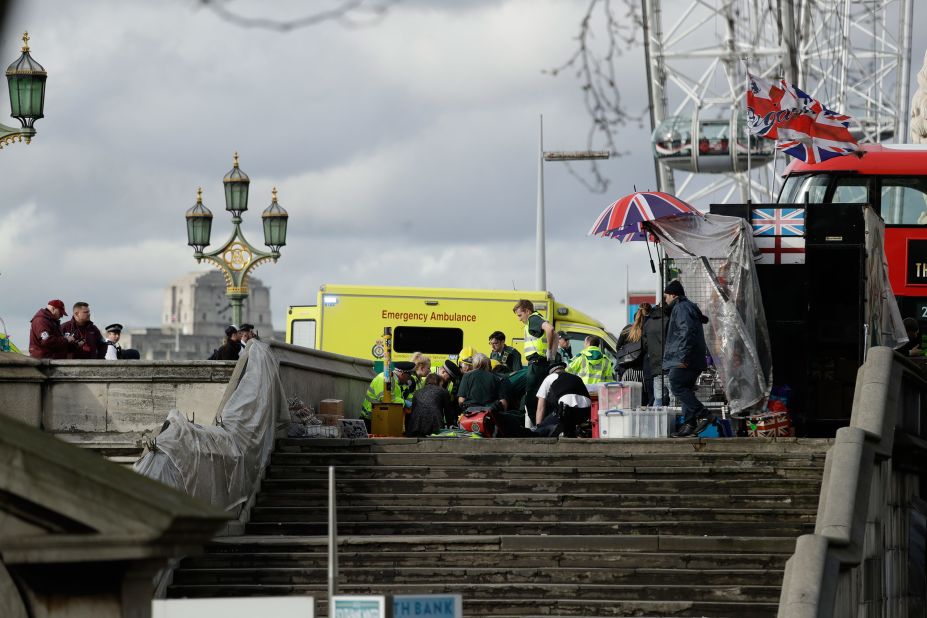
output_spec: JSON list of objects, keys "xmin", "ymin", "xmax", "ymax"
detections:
[
  {"xmin": 777, "ymin": 347, "xmax": 927, "ymax": 617},
  {"xmin": 329, "ymin": 465, "xmax": 339, "ymax": 602}
]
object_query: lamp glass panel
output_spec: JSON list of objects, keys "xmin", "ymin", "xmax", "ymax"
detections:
[
  {"xmin": 187, "ymin": 216, "xmax": 212, "ymax": 247},
  {"xmin": 263, "ymin": 216, "xmax": 287, "ymax": 247},
  {"xmin": 8, "ymin": 75, "xmax": 45, "ymax": 119},
  {"xmin": 225, "ymin": 182, "xmax": 249, "ymax": 213}
]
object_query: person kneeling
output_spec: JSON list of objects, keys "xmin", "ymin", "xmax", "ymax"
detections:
[{"xmin": 534, "ymin": 362, "xmax": 591, "ymax": 438}]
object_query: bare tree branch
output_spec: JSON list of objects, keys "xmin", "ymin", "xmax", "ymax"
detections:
[
  {"xmin": 545, "ymin": 0, "xmax": 645, "ymax": 193},
  {"xmin": 198, "ymin": 0, "xmax": 397, "ymax": 32}
]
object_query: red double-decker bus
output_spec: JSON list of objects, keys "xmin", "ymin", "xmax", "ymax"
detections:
[{"xmin": 778, "ymin": 144, "xmax": 927, "ymax": 321}]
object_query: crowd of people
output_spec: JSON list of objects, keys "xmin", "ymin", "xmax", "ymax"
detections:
[
  {"xmin": 365, "ymin": 282, "xmax": 714, "ymax": 439},
  {"xmin": 26, "ymin": 299, "xmax": 260, "ymax": 362},
  {"xmin": 28, "ymin": 281, "xmax": 714, "ymax": 439},
  {"xmin": 28, "ymin": 299, "xmax": 134, "ymax": 360}
]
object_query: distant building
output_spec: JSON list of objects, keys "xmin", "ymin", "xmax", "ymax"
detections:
[
  {"xmin": 162, "ymin": 270, "xmax": 274, "ymax": 336},
  {"xmin": 123, "ymin": 271, "xmax": 281, "ymax": 360}
]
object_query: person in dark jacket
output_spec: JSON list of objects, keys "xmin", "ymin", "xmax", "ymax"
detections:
[
  {"xmin": 210, "ymin": 325, "xmax": 241, "ymax": 361},
  {"xmin": 406, "ymin": 373, "xmax": 455, "ymax": 437},
  {"xmin": 29, "ymin": 299, "xmax": 76, "ymax": 359},
  {"xmin": 661, "ymin": 280, "xmax": 711, "ymax": 437},
  {"xmin": 61, "ymin": 301, "xmax": 106, "ymax": 359},
  {"xmin": 642, "ymin": 303, "xmax": 669, "ymax": 405},
  {"xmin": 457, "ymin": 354, "xmax": 505, "ymax": 412}
]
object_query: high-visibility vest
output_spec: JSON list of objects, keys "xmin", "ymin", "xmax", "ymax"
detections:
[
  {"xmin": 362, "ymin": 373, "xmax": 403, "ymax": 418},
  {"xmin": 568, "ymin": 346, "xmax": 613, "ymax": 384},
  {"xmin": 523, "ymin": 312, "xmax": 548, "ymax": 359}
]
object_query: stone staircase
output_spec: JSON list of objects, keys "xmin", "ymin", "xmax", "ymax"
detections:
[{"xmin": 167, "ymin": 437, "xmax": 831, "ymax": 617}]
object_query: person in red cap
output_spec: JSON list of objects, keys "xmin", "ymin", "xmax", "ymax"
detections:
[{"xmin": 29, "ymin": 300, "xmax": 77, "ymax": 359}]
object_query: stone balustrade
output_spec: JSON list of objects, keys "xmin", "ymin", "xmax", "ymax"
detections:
[{"xmin": 0, "ymin": 342, "xmax": 374, "ymax": 462}]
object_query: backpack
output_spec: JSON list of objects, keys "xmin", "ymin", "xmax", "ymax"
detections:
[
  {"xmin": 616, "ymin": 339, "xmax": 643, "ymax": 366},
  {"xmin": 458, "ymin": 408, "xmax": 495, "ymax": 437}
]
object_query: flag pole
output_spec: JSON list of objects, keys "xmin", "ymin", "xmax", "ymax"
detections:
[{"xmin": 745, "ymin": 67, "xmax": 752, "ymax": 202}]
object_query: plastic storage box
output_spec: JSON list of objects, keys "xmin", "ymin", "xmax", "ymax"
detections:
[
  {"xmin": 598, "ymin": 407, "xmax": 678, "ymax": 439},
  {"xmin": 598, "ymin": 382, "xmax": 643, "ymax": 412}
]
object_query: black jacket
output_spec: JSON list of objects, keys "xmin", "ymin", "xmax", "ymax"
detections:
[{"xmin": 641, "ymin": 305, "xmax": 668, "ymax": 375}]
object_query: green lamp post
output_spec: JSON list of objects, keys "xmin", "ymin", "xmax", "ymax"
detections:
[
  {"xmin": 2, "ymin": 32, "xmax": 46, "ymax": 149},
  {"xmin": 185, "ymin": 153, "xmax": 289, "ymax": 327}
]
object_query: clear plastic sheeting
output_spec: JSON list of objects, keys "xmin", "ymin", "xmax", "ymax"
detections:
[
  {"xmin": 134, "ymin": 340, "xmax": 290, "ymax": 512},
  {"xmin": 864, "ymin": 208, "xmax": 908, "ymax": 351},
  {"xmin": 644, "ymin": 213, "xmax": 772, "ymax": 414}
]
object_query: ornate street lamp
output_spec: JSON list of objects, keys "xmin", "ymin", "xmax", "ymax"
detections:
[
  {"xmin": 185, "ymin": 153, "xmax": 289, "ymax": 327},
  {"xmin": 2, "ymin": 32, "xmax": 46, "ymax": 149}
]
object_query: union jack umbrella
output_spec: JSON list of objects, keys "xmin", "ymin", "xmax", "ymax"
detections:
[{"xmin": 588, "ymin": 191, "xmax": 702, "ymax": 242}]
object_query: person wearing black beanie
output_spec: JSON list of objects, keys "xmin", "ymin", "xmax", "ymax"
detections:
[{"xmin": 662, "ymin": 279, "xmax": 712, "ymax": 437}]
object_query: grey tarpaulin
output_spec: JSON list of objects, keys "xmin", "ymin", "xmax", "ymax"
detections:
[
  {"xmin": 134, "ymin": 340, "xmax": 290, "ymax": 511},
  {"xmin": 644, "ymin": 213, "xmax": 772, "ymax": 414},
  {"xmin": 864, "ymin": 207, "xmax": 908, "ymax": 352}
]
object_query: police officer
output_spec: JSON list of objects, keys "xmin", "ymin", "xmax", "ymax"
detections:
[
  {"xmin": 238, "ymin": 323, "xmax": 255, "ymax": 352},
  {"xmin": 104, "ymin": 323, "xmax": 123, "ymax": 360},
  {"xmin": 362, "ymin": 361, "xmax": 417, "ymax": 431}
]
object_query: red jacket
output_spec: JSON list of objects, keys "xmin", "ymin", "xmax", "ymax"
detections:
[
  {"xmin": 29, "ymin": 308, "xmax": 71, "ymax": 359},
  {"xmin": 61, "ymin": 319, "xmax": 106, "ymax": 359}
]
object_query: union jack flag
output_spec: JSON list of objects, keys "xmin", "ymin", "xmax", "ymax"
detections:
[
  {"xmin": 746, "ymin": 72, "xmax": 859, "ymax": 164},
  {"xmin": 751, "ymin": 208, "xmax": 805, "ymax": 236}
]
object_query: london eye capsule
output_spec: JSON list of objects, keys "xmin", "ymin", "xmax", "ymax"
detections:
[{"xmin": 652, "ymin": 114, "xmax": 775, "ymax": 173}]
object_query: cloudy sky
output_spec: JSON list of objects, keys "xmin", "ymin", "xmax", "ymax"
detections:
[{"xmin": 1, "ymin": 0, "xmax": 925, "ymax": 346}]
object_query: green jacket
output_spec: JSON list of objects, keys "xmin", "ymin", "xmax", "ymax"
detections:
[
  {"xmin": 362, "ymin": 373, "xmax": 407, "ymax": 418},
  {"xmin": 567, "ymin": 346, "xmax": 614, "ymax": 385}
]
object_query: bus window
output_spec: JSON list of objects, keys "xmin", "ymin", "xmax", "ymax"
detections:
[
  {"xmin": 880, "ymin": 177, "xmax": 927, "ymax": 225},
  {"xmin": 393, "ymin": 326, "xmax": 464, "ymax": 354},
  {"xmin": 830, "ymin": 177, "xmax": 869, "ymax": 204},
  {"xmin": 290, "ymin": 320, "xmax": 316, "ymax": 349},
  {"xmin": 778, "ymin": 173, "xmax": 831, "ymax": 204}
]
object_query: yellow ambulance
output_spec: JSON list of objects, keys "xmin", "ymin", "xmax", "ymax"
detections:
[{"xmin": 285, "ymin": 284, "xmax": 620, "ymax": 368}]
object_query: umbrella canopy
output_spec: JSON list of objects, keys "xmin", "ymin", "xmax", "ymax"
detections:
[{"xmin": 589, "ymin": 191, "xmax": 702, "ymax": 242}]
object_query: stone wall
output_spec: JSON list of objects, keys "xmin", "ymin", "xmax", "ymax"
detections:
[
  {"xmin": 0, "ymin": 344, "xmax": 375, "ymax": 462},
  {"xmin": 0, "ymin": 356, "xmax": 235, "ymax": 460}
]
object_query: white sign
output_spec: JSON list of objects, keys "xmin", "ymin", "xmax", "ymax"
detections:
[
  {"xmin": 331, "ymin": 595, "xmax": 389, "ymax": 618},
  {"xmin": 153, "ymin": 597, "xmax": 314, "ymax": 618}
]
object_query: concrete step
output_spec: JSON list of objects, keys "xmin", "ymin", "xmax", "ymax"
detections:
[
  {"xmin": 247, "ymin": 505, "xmax": 816, "ymax": 525},
  {"xmin": 166, "ymin": 432, "xmax": 832, "ymax": 614},
  {"xmin": 199, "ymin": 534, "xmax": 800, "ymax": 555},
  {"xmin": 244, "ymin": 520, "xmax": 814, "ymax": 537},
  {"xmin": 171, "ymin": 565, "xmax": 783, "ymax": 586},
  {"xmin": 269, "ymin": 451, "xmax": 827, "ymax": 467},
  {"xmin": 275, "ymin": 437, "xmax": 832, "ymax": 455},
  {"xmin": 258, "ymin": 477, "xmax": 822, "ymax": 495},
  {"xmin": 182, "ymin": 550, "xmax": 791, "ymax": 571},
  {"xmin": 263, "ymin": 464, "xmax": 824, "ymax": 480},
  {"xmin": 255, "ymin": 491, "xmax": 821, "ymax": 509},
  {"xmin": 166, "ymin": 581, "xmax": 782, "ymax": 603}
]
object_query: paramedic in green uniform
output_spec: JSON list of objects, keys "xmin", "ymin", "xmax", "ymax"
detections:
[{"xmin": 512, "ymin": 299, "xmax": 555, "ymax": 427}]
